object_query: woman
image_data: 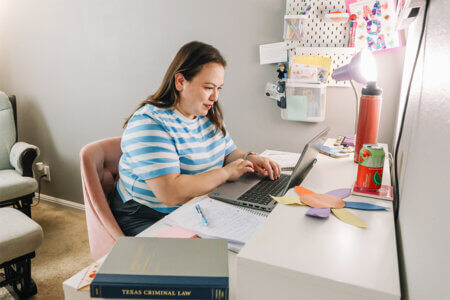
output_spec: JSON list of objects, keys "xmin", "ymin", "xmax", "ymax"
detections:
[{"xmin": 110, "ymin": 41, "xmax": 281, "ymax": 236}]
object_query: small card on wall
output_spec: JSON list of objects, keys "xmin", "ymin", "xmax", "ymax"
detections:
[
  {"xmin": 265, "ymin": 82, "xmax": 283, "ymax": 100},
  {"xmin": 259, "ymin": 42, "xmax": 288, "ymax": 64},
  {"xmin": 289, "ymin": 64, "xmax": 319, "ymax": 83}
]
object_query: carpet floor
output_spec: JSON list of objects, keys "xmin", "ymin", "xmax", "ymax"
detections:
[{"xmin": 0, "ymin": 202, "xmax": 93, "ymax": 299}]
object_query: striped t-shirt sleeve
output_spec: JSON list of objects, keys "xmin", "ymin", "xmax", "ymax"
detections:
[
  {"xmin": 121, "ymin": 116, "xmax": 180, "ymax": 180},
  {"xmin": 224, "ymin": 131, "xmax": 236, "ymax": 156}
]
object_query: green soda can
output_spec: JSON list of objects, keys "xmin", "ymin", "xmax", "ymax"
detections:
[{"xmin": 356, "ymin": 144, "xmax": 385, "ymax": 190}]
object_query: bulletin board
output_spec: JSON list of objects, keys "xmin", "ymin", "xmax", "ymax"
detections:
[
  {"xmin": 286, "ymin": 0, "xmax": 349, "ymax": 47},
  {"xmin": 285, "ymin": 0, "xmax": 358, "ymax": 87}
]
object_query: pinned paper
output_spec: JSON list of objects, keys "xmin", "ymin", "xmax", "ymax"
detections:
[
  {"xmin": 347, "ymin": 0, "xmax": 402, "ymax": 53},
  {"xmin": 331, "ymin": 208, "xmax": 367, "ymax": 229},
  {"xmin": 326, "ymin": 188, "xmax": 352, "ymax": 199},
  {"xmin": 270, "ymin": 195, "xmax": 306, "ymax": 205},
  {"xmin": 294, "ymin": 186, "xmax": 315, "ymax": 196},
  {"xmin": 290, "ymin": 64, "xmax": 319, "ymax": 82},
  {"xmin": 259, "ymin": 42, "xmax": 288, "ymax": 64},
  {"xmin": 305, "ymin": 207, "xmax": 331, "ymax": 218},
  {"xmin": 300, "ymin": 193, "xmax": 345, "ymax": 209},
  {"xmin": 294, "ymin": 55, "xmax": 331, "ymax": 68},
  {"xmin": 345, "ymin": 201, "xmax": 388, "ymax": 211},
  {"xmin": 291, "ymin": 56, "xmax": 332, "ymax": 82}
]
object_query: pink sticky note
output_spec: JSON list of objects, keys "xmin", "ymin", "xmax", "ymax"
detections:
[{"xmin": 155, "ymin": 226, "xmax": 198, "ymax": 238}]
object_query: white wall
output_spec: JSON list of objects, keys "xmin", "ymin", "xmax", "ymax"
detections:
[
  {"xmin": 396, "ymin": 1, "xmax": 450, "ymax": 298},
  {"xmin": 0, "ymin": 0, "xmax": 405, "ymax": 204}
]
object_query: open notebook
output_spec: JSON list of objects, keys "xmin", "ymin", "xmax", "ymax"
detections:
[{"xmin": 164, "ymin": 198, "xmax": 267, "ymax": 252}]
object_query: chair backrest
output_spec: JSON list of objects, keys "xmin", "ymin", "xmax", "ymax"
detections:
[
  {"xmin": 0, "ymin": 91, "xmax": 16, "ymax": 170},
  {"xmin": 80, "ymin": 137, "xmax": 124, "ymax": 260}
]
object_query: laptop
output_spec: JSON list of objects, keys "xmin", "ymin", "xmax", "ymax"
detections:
[{"xmin": 209, "ymin": 127, "xmax": 329, "ymax": 212}]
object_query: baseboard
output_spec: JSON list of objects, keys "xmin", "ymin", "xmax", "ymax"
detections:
[{"xmin": 34, "ymin": 194, "xmax": 85, "ymax": 211}]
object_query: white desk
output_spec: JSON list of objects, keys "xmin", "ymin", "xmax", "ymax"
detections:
[
  {"xmin": 63, "ymin": 141, "xmax": 400, "ymax": 299},
  {"xmin": 237, "ymin": 143, "xmax": 400, "ymax": 299}
]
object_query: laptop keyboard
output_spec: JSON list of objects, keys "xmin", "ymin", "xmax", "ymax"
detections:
[{"xmin": 238, "ymin": 174, "xmax": 290, "ymax": 205}]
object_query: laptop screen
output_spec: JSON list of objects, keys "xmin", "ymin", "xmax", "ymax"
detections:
[{"xmin": 281, "ymin": 127, "xmax": 329, "ymax": 194}]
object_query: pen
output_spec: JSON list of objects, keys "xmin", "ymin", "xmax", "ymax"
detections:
[
  {"xmin": 195, "ymin": 204, "xmax": 208, "ymax": 226},
  {"xmin": 303, "ymin": 4, "xmax": 311, "ymax": 15},
  {"xmin": 348, "ymin": 14, "xmax": 357, "ymax": 47}
]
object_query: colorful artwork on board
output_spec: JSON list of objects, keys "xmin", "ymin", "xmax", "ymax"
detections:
[{"xmin": 346, "ymin": 0, "xmax": 402, "ymax": 53}]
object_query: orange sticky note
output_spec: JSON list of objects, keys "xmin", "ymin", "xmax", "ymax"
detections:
[
  {"xmin": 295, "ymin": 186, "xmax": 315, "ymax": 196},
  {"xmin": 300, "ymin": 193, "xmax": 345, "ymax": 209}
]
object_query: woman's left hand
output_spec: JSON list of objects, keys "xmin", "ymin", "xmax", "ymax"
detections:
[{"xmin": 246, "ymin": 155, "xmax": 281, "ymax": 180}]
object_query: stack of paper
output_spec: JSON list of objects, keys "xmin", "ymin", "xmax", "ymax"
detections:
[
  {"xmin": 164, "ymin": 198, "xmax": 267, "ymax": 252},
  {"xmin": 260, "ymin": 149, "xmax": 300, "ymax": 170}
]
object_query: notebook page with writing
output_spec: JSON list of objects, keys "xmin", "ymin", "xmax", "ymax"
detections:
[{"xmin": 164, "ymin": 198, "xmax": 267, "ymax": 246}]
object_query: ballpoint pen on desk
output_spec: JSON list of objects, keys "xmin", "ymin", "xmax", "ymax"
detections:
[{"xmin": 195, "ymin": 204, "xmax": 208, "ymax": 226}]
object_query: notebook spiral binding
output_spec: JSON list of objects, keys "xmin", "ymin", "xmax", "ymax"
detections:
[{"xmin": 239, "ymin": 207, "xmax": 270, "ymax": 217}]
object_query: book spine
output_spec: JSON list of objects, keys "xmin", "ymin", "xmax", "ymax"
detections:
[{"xmin": 91, "ymin": 284, "xmax": 228, "ymax": 300}]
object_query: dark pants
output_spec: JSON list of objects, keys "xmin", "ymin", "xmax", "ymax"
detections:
[{"xmin": 109, "ymin": 188, "xmax": 167, "ymax": 236}]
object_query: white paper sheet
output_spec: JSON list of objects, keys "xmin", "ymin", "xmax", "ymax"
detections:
[
  {"xmin": 164, "ymin": 198, "xmax": 267, "ymax": 249},
  {"xmin": 259, "ymin": 42, "xmax": 288, "ymax": 64},
  {"xmin": 260, "ymin": 149, "xmax": 301, "ymax": 170}
]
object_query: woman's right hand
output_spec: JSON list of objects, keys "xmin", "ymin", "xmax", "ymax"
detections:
[{"xmin": 223, "ymin": 159, "xmax": 254, "ymax": 181}]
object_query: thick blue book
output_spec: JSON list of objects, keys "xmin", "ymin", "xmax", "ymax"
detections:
[{"xmin": 91, "ymin": 237, "xmax": 228, "ymax": 299}]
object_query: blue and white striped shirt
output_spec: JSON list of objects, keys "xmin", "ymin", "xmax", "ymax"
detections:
[{"xmin": 116, "ymin": 104, "xmax": 236, "ymax": 213}]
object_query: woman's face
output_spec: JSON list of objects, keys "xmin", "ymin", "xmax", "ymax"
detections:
[{"xmin": 175, "ymin": 62, "xmax": 224, "ymax": 119}]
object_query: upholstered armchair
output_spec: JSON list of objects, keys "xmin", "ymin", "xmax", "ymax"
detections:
[{"xmin": 0, "ymin": 91, "xmax": 40, "ymax": 217}]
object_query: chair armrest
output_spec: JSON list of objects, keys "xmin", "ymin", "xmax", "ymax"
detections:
[{"xmin": 9, "ymin": 142, "xmax": 40, "ymax": 177}]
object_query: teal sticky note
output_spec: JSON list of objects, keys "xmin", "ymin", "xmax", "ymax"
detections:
[{"xmin": 287, "ymin": 95, "xmax": 307, "ymax": 121}]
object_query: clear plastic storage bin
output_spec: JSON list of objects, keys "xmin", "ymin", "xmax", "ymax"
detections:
[
  {"xmin": 281, "ymin": 82, "xmax": 326, "ymax": 122},
  {"xmin": 283, "ymin": 15, "xmax": 308, "ymax": 41}
]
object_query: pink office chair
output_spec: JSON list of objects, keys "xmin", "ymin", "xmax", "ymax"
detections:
[{"xmin": 80, "ymin": 137, "xmax": 124, "ymax": 260}]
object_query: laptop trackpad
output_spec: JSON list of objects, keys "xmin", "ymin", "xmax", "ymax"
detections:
[{"xmin": 210, "ymin": 173, "xmax": 262, "ymax": 199}]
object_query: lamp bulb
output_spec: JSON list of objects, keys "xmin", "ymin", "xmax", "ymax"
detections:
[{"xmin": 360, "ymin": 49, "xmax": 377, "ymax": 82}]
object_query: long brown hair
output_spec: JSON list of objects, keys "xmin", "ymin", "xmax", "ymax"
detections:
[{"xmin": 124, "ymin": 41, "xmax": 227, "ymax": 136}]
